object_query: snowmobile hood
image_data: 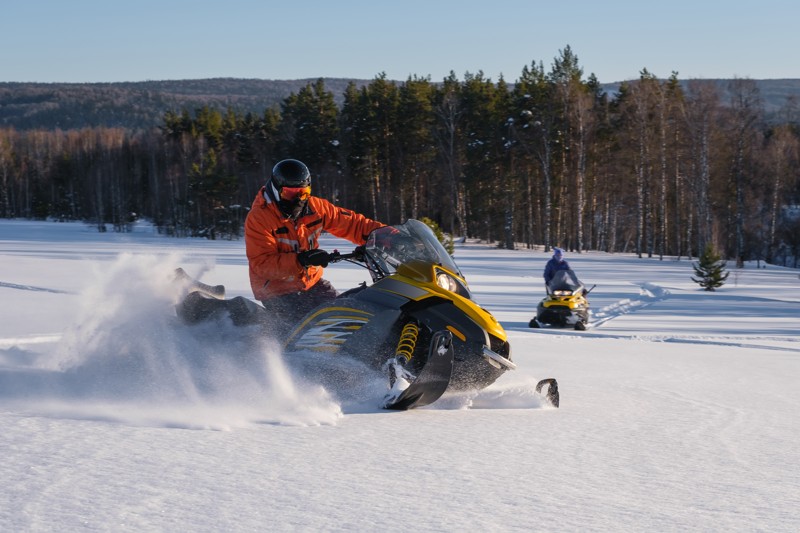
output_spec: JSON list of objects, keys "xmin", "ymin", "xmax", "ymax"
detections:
[{"xmin": 373, "ymin": 265, "xmax": 507, "ymax": 344}]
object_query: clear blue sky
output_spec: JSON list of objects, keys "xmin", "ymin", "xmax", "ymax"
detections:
[{"xmin": 2, "ymin": 0, "xmax": 797, "ymax": 84}]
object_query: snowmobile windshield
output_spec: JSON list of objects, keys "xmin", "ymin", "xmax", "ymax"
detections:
[
  {"xmin": 547, "ymin": 269, "xmax": 584, "ymax": 295},
  {"xmin": 364, "ymin": 219, "xmax": 462, "ymax": 279}
]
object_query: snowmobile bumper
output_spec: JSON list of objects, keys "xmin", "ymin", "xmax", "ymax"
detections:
[{"xmin": 482, "ymin": 345, "xmax": 517, "ymax": 370}]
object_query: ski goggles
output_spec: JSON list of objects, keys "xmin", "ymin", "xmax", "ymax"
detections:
[{"xmin": 279, "ymin": 185, "xmax": 311, "ymax": 202}]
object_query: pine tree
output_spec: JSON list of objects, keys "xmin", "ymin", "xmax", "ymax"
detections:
[
  {"xmin": 691, "ymin": 243, "xmax": 729, "ymax": 291},
  {"xmin": 421, "ymin": 216, "xmax": 454, "ymax": 255}
]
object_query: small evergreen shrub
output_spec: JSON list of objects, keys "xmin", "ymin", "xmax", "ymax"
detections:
[
  {"xmin": 420, "ymin": 217, "xmax": 455, "ymax": 255},
  {"xmin": 692, "ymin": 244, "xmax": 730, "ymax": 291}
]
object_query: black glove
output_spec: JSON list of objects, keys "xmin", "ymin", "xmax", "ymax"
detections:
[
  {"xmin": 353, "ymin": 245, "xmax": 366, "ymax": 262},
  {"xmin": 298, "ymin": 249, "xmax": 331, "ymax": 268}
]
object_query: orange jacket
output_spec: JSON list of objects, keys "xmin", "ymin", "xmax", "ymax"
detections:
[{"xmin": 244, "ymin": 187, "xmax": 384, "ymax": 301}]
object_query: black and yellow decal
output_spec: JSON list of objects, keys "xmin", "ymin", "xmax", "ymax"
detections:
[{"xmin": 288, "ymin": 306, "xmax": 373, "ymax": 352}]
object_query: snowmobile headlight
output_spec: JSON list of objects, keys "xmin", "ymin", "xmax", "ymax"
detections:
[
  {"xmin": 436, "ymin": 271, "xmax": 458, "ymax": 292},
  {"xmin": 553, "ymin": 290, "xmax": 573, "ymax": 296},
  {"xmin": 435, "ymin": 269, "xmax": 471, "ymax": 298}
]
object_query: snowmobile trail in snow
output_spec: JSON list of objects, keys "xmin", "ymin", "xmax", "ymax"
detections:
[
  {"xmin": 0, "ymin": 281, "xmax": 72, "ymax": 294},
  {"xmin": 589, "ymin": 282, "xmax": 670, "ymax": 328}
]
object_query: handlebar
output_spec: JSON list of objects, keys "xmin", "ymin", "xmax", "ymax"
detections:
[{"xmin": 327, "ymin": 249, "xmax": 362, "ymax": 264}]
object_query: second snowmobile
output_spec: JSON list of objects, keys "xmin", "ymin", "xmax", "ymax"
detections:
[{"xmin": 529, "ymin": 269, "xmax": 592, "ymax": 331}]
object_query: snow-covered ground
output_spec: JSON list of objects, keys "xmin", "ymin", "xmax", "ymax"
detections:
[{"xmin": 1, "ymin": 219, "xmax": 798, "ymax": 532}]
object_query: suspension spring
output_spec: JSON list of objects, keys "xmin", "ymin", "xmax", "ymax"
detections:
[{"xmin": 395, "ymin": 322, "xmax": 420, "ymax": 363}]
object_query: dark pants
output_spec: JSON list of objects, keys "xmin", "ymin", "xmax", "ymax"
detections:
[
  {"xmin": 178, "ymin": 280, "xmax": 338, "ymax": 338},
  {"xmin": 260, "ymin": 279, "xmax": 338, "ymax": 333},
  {"xmin": 178, "ymin": 292, "xmax": 268, "ymax": 327}
]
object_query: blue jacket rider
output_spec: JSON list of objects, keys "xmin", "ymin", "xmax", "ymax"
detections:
[{"xmin": 543, "ymin": 247, "xmax": 571, "ymax": 284}]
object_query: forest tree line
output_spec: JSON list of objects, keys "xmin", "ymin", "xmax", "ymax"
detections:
[{"xmin": 1, "ymin": 47, "xmax": 799, "ymax": 266}]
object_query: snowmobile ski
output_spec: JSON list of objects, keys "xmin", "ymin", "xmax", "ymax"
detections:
[
  {"xmin": 535, "ymin": 378, "xmax": 560, "ymax": 407},
  {"xmin": 384, "ymin": 330, "xmax": 455, "ymax": 410}
]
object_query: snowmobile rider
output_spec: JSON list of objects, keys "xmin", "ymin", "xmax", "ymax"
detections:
[
  {"xmin": 244, "ymin": 158, "xmax": 386, "ymax": 329},
  {"xmin": 543, "ymin": 247, "xmax": 571, "ymax": 284}
]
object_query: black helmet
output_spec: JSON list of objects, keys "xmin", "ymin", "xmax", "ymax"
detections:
[{"xmin": 271, "ymin": 159, "xmax": 311, "ymax": 188}]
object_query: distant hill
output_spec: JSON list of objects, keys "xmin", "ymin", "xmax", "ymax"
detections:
[
  {"xmin": 1, "ymin": 77, "xmax": 798, "ymax": 131},
  {"xmin": 0, "ymin": 78, "xmax": 369, "ymax": 130}
]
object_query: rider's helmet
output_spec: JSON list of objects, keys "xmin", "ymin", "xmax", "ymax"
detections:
[
  {"xmin": 270, "ymin": 159, "xmax": 312, "ymax": 216},
  {"xmin": 271, "ymin": 159, "xmax": 311, "ymax": 189}
]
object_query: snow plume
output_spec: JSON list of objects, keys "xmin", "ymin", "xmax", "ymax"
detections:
[
  {"xmin": 20, "ymin": 254, "xmax": 343, "ymax": 429},
  {"xmin": 281, "ymin": 349, "xmax": 390, "ymax": 413}
]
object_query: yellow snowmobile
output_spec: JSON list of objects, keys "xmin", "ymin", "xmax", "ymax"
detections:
[
  {"xmin": 177, "ymin": 219, "xmax": 560, "ymax": 409},
  {"xmin": 529, "ymin": 269, "xmax": 593, "ymax": 331}
]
